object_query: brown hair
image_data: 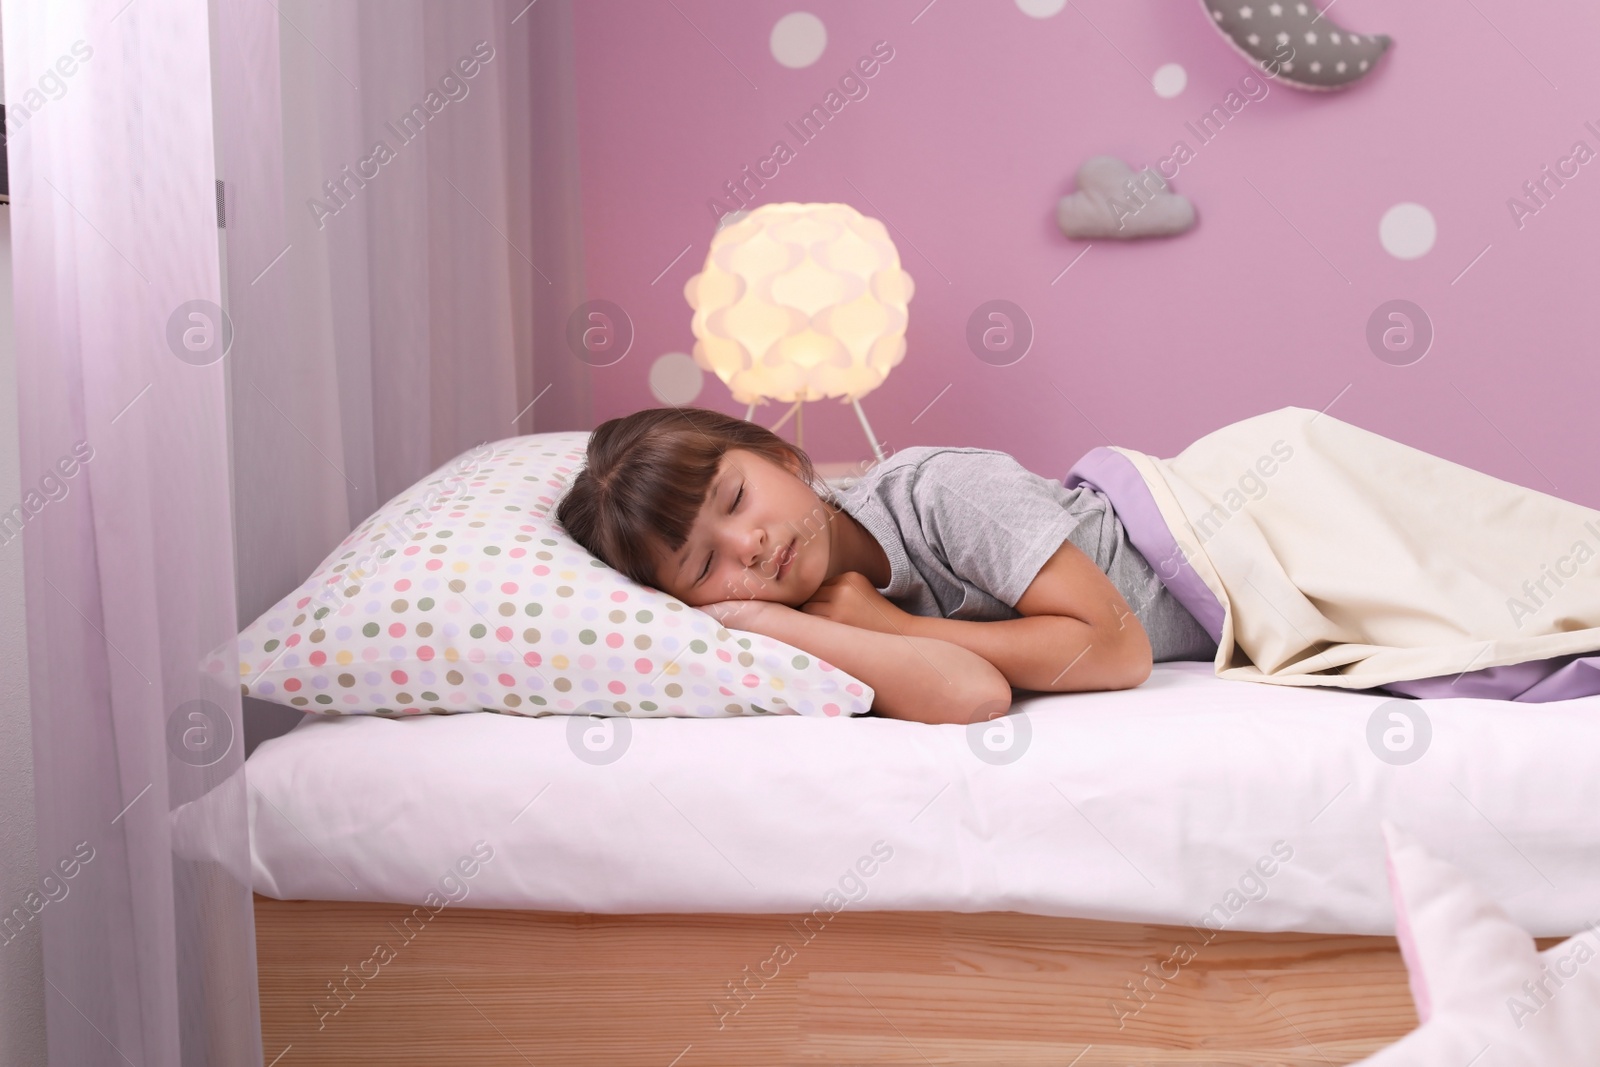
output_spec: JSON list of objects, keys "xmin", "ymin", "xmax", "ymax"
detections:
[{"xmin": 556, "ymin": 407, "xmax": 822, "ymax": 590}]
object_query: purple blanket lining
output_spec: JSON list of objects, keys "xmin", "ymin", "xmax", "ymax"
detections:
[{"xmin": 1063, "ymin": 446, "xmax": 1600, "ymax": 703}]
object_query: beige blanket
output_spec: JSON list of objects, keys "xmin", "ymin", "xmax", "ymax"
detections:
[{"xmin": 1114, "ymin": 406, "xmax": 1600, "ymax": 691}]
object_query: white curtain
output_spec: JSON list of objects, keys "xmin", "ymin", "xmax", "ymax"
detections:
[
  {"xmin": 12, "ymin": 0, "xmax": 588, "ymax": 1060},
  {"xmin": 8, "ymin": 0, "xmax": 261, "ymax": 1062},
  {"xmin": 216, "ymin": 0, "xmax": 591, "ymax": 748}
]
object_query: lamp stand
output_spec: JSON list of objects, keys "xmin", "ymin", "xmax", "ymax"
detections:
[
  {"xmin": 851, "ymin": 397, "xmax": 887, "ymax": 464},
  {"xmin": 745, "ymin": 398, "xmax": 887, "ymax": 466}
]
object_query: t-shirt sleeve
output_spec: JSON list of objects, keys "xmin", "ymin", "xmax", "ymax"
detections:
[{"xmin": 910, "ymin": 450, "xmax": 1081, "ymax": 607}]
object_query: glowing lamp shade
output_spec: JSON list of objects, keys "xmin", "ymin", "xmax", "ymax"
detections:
[{"xmin": 684, "ymin": 202, "xmax": 914, "ymax": 460}]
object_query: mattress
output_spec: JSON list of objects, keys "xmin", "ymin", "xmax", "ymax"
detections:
[{"xmin": 224, "ymin": 662, "xmax": 1600, "ymax": 937}]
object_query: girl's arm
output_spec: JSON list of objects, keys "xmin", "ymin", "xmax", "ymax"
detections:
[
  {"xmin": 803, "ymin": 541, "xmax": 1153, "ymax": 693},
  {"xmin": 898, "ymin": 612, "xmax": 1148, "ymax": 692},
  {"xmin": 702, "ymin": 600, "xmax": 1012, "ymax": 726}
]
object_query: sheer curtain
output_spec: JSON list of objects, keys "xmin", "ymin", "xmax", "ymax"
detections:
[
  {"xmin": 14, "ymin": 0, "xmax": 587, "ymax": 1061},
  {"xmin": 9, "ymin": 0, "xmax": 260, "ymax": 1062},
  {"xmin": 215, "ymin": 0, "xmax": 590, "ymax": 747}
]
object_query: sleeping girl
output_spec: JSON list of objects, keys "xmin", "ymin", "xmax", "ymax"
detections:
[{"xmin": 556, "ymin": 406, "xmax": 1219, "ymax": 726}]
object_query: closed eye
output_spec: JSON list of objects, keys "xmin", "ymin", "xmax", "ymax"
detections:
[{"xmin": 694, "ymin": 482, "xmax": 744, "ymax": 585}]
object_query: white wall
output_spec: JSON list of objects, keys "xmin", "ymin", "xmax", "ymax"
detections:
[{"xmin": 0, "ymin": 201, "xmax": 47, "ymax": 1061}]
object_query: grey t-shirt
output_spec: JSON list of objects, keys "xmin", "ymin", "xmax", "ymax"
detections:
[{"xmin": 831, "ymin": 446, "xmax": 1217, "ymax": 664}]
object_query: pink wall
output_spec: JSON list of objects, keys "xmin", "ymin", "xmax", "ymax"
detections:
[{"xmin": 571, "ymin": 0, "xmax": 1600, "ymax": 506}]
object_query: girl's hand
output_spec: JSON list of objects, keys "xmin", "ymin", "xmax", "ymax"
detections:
[
  {"xmin": 701, "ymin": 597, "xmax": 791, "ymax": 637},
  {"xmin": 800, "ymin": 572, "xmax": 915, "ymax": 636}
]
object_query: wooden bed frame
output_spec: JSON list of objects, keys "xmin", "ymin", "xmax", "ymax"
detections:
[{"xmin": 254, "ymin": 895, "xmax": 1559, "ymax": 1065}]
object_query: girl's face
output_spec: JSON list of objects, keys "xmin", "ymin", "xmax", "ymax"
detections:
[{"xmin": 650, "ymin": 448, "xmax": 832, "ymax": 608}]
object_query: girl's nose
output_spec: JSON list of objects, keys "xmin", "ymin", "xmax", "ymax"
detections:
[{"xmin": 740, "ymin": 527, "xmax": 765, "ymax": 570}]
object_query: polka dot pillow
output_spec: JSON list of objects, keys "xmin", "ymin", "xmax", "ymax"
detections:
[{"xmin": 234, "ymin": 432, "xmax": 874, "ymax": 718}]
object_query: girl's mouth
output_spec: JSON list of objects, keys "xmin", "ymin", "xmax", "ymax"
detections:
[{"xmin": 774, "ymin": 540, "xmax": 795, "ymax": 582}]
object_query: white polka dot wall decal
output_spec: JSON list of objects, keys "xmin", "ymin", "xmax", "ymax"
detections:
[
  {"xmin": 770, "ymin": 12, "xmax": 826, "ymax": 69},
  {"xmin": 649, "ymin": 352, "xmax": 705, "ymax": 406},
  {"xmin": 1380, "ymin": 202, "xmax": 1437, "ymax": 259},
  {"xmin": 1016, "ymin": 0, "xmax": 1068, "ymax": 17},
  {"xmin": 1152, "ymin": 63, "xmax": 1188, "ymax": 98}
]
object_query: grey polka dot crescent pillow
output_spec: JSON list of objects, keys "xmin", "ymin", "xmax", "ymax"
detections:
[
  {"xmin": 229, "ymin": 432, "xmax": 874, "ymax": 719},
  {"xmin": 1204, "ymin": 0, "xmax": 1391, "ymax": 90}
]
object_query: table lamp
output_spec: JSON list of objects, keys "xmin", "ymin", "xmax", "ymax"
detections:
[{"xmin": 683, "ymin": 201, "xmax": 915, "ymax": 464}]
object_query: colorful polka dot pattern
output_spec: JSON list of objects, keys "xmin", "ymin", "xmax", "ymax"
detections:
[{"xmin": 228, "ymin": 432, "xmax": 873, "ymax": 719}]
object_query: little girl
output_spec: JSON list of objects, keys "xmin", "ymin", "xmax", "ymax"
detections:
[{"xmin": 556, "ymin": 406, "xmax": 1218, "ymax": 725}]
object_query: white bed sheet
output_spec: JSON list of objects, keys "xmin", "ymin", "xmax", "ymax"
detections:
[{"xmin": 234, "ymin": 662, "xmax": 1600, "ymax": 937}]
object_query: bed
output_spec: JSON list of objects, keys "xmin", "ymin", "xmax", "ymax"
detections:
[{"xmin": 212, "ymin": 661, "xmax": 1600, "ymax": 1064}]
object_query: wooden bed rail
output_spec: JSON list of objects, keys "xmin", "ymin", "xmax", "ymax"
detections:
[{"xmin": 254, "ymin": 894, "xmax": 1526, "ymax": 1065}]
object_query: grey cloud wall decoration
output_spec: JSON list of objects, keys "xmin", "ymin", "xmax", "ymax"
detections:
[
  {"xmin": 1203, "ymin": 0, "xmax": 1392, "ymax": 91},
  {"xmin": 1057, "ymin": 156, "xmax": 1196, "ymax": 240}
]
